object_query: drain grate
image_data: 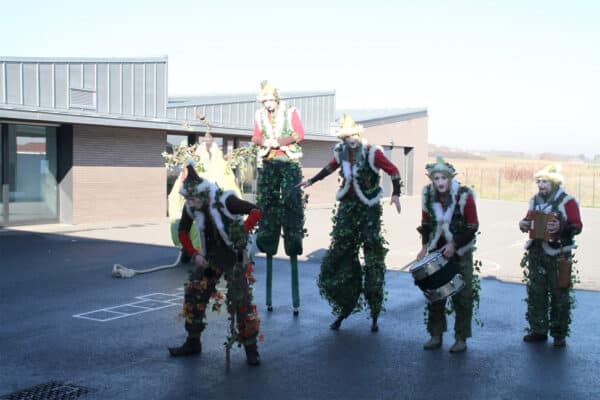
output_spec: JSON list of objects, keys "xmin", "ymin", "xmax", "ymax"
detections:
[{"xmin": 1, "ymin": 381, "xmax": 92, "ymax": 400}]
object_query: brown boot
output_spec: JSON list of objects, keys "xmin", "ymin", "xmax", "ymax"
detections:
[
  {"xmin": 423, "ymin": 335, "xmax": 443, "ymax": 350},
  {"xmin": 449, "ymin": 339, "xmax": 467, "ymax": 353},
  {"xmin": 168, "ymin": 337, "xmax": 201, "ymax": 357},
  {"xmin": 523, "ymin": 332, "xmax": 548, "ymax": 343},
  {"xmin": 245, "ymin": 343, "xmax": 261, "ymax": 366}
]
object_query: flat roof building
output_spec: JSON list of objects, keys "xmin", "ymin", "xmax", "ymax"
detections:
[{"xmin": 0, "ymin": 56, "xmax": 427, "ymax": 227}]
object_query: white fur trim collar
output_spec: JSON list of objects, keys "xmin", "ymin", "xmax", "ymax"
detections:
[
  {"xmin": 190, "ymin": 183, "xmax": 236, "ymax": 249},
  {"xmin": 219, "ymin": 190, "xmax": 244, "ymax": 222},
  {"xmin": 335, "ymin": 141, "xmax": 382, "ymax": 207},
  {"xmin": 427, "ymin": 180, "xmax": 460, "ymax": 251}
]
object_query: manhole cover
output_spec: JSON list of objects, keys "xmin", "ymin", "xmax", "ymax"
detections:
[{"xmin": 1, "ymin": 381, "xmax": 92, "ymax": 400}]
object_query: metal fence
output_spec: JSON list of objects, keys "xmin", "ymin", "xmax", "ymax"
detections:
[{"xmin": 460, "ymin": 168, "xmax": 600, "ymax": 208}]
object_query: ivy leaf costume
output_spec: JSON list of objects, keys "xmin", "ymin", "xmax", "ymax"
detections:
[
  {"xmin": 521, "ymin": 165, "xmax": 582, "ymax": 344},
  {"xmin": 418, "ymin": 179, "xmax": 479, "ymax": 342},
  {"xmin": 168, "ymin": 165, "xmax": 263, "ymax": 366},
  {"xmin": 252, "ymin": 81, "xmax": 306, "ymax": 314},
  {"xmin": 308, "ymin": 133, "xmax": 402, "ymax": 329}
]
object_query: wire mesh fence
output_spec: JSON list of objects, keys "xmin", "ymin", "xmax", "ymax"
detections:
[{"xmin": 449, "ymin": 160, "xmax": 600, "ymax": 208}]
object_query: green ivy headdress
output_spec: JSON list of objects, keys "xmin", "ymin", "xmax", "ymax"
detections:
[{"xmin": 425, "ymin": 156, "xmax": 457, "ymax": 179}]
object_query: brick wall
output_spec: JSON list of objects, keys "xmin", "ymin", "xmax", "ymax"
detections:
[
  {"xmin": 71, "ymin": 125, "xmax": 166, "ymax": 224},
  {"xmin": 363, "ymin": 116, "xmax": 429, "ymax": 195}
]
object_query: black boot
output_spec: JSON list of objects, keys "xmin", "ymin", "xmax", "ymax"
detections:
[
  {"xmin": 245, "ymin": 344, "xmax": 261, "ymax": 366},
  {"xmin": 330, "ymin": 316, "xmax": 345, "ymax": 330},
  {"xmin": 180, "ymin": 249, "xmax": 191, "ymax": 264},
  {"xmin": 371, "ymin": 316, "xmax": 379, "ymax": 332},
  {"xmin": 523, "ymin": 332, "xmax": 548, "ymax": 343},
  {"xmin": 168, "ymin": 337, "xmax": 201, "ymax": 357},
  {"xmin": 553, "ymin": 337, "xmax": 566, "ymax": 347}
]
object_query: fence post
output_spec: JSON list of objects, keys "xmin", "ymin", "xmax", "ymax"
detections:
[
  {"xmin": 480, "ymin": 169, "xmax": 483, "ymax": 198},
  {"xmin": 497, "ymin": 169, "xmax": 502, "ymax": 199},
  {"xmin": 593, "ymin": 173, "xmax": 596, "ymax": 208}
]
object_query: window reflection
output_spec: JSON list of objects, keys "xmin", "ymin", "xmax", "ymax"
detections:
[{"xmin": 7, "ymin": 124, "xmax": 58, "ymax": 223}]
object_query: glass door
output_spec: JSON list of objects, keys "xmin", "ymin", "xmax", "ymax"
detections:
[
  {"xmin": 5, "ymin": 124, "xmax": 58, "ymax": 224},
  {"xmin": 1, "ymin": 126, "xmax": 6, "ymax": 225}
]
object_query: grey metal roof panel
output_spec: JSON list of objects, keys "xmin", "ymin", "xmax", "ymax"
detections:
[
  {"xmin": 0, "ymin": 56, "xmax": 168, "ymax": 63},
  {"xmin": 0, "ymin": 105, "xmax": 338, "ymax": 142},
  {"xmin": 168, "ymin": 91, "xmax": 335, "ymax": 107},
  {"xmin": 336, "ymin": 108, "xmax": 428, "ymax": 123},
  {"xmin": 1, "ymin": 58, "xmax": 169, "ymax": 119}
]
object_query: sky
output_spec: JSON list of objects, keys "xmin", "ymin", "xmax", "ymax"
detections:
[{"xmin": 2, "ymin": 0, "xmax": 599, "ymax": 157}]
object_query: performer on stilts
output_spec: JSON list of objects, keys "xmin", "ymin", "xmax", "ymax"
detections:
[
  {"xmin": 299, "ymin": 114, "xmax": 402, "ymax": 332},
  {"xmin": 252, "ymin": 81, "xmax": 306, "ymax": 316}
]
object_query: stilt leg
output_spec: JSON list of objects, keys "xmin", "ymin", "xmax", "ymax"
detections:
[
  {"xmin": 266, "ymin": 255, "xmax": 273, "ymax": 312},
  {"xmin": 291, "ymin": 255, "xmax": 300, "ymax": 315}
]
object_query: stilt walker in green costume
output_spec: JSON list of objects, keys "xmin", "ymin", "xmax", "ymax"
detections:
[
  {"xmin": 519, "ymin": 164, "xmax": 582, "ymax": 347},
  {"xmin": 416, "ymin": 157, "xmax": 479, "ymax": 353},
  {"xmin": 299, "ymin": 114, "xmax": 402, "ymax": 332},
  {"xmin": 252, "ymin": 81, "xmax": 306, "ymax": 316}
]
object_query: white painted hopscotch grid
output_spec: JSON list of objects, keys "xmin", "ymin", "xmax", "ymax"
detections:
[
  {"xmin": 73, "ymin": 289, "xmax": 185, "ymax": 322},
  {"xmin": 73, "ymin": 284, "xmax": 228, "ymax": 323}
]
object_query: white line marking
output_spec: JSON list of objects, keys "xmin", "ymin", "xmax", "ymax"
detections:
[{"xmin": 73, "ymin": 291, "xmax": 182, "ymax": 322}]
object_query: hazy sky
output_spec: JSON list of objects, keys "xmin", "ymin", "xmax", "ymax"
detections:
[{"xmin": 2, "ymin": 0, "xmax": 599, "ymax": 156}]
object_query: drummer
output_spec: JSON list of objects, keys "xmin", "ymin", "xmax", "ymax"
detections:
[{"xmin": 416, "ymin": 157, "xmax": 479, "ymax": 353}]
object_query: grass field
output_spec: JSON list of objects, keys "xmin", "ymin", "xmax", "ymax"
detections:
[{"xmin": 432, "ymin": 157, "xmax": 600, "ymax": 208}]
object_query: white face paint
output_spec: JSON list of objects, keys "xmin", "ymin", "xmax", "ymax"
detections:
[
  {"xmin": 432, "ymin": 172, "xmax": 450, "ymax": 193},
  {"xmin": 345, "ymin": 134, "xmax": 361, "ymax": 149},
  {"xmin": 262, "ymin": 99, "xmax": 278, "ymax": 113},
  {"xmin": 536, "ymin": 178, "xmax": 553, "ymax": 197}
]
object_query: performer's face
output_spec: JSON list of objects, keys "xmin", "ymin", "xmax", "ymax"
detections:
[
  {"xmin": 536, "ymin": 178, "xmax": 553, "ymax": 197},
  {"xmin": 345, "ymin": 134, "xmax": 360, "ymax": 149},
  {"xmin": 432, "ymin": 172, "xmax": 450, "ymax": 193},
  {"xmin": 262, "ymin": 99, "xmax": 278, "ymax": 112}
]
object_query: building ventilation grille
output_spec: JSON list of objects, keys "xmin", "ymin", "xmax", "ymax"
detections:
[{"xmin": 69, "ymin": 88, "xmax": 96, "ymax": 110}]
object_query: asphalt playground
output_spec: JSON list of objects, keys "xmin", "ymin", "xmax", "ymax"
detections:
[{"xmin": 1, "ymin": 196, "xmax": 599, "ymax": 400}]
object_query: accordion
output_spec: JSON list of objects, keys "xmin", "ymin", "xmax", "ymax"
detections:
[{"xmin": 526, "ymin": 211, "xmax": 560, "ymax": 242}]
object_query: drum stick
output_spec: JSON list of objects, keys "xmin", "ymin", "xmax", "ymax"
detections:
[{"xmin": 399, "ymin": 258, "xmax": 418, "ymax": 271}]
